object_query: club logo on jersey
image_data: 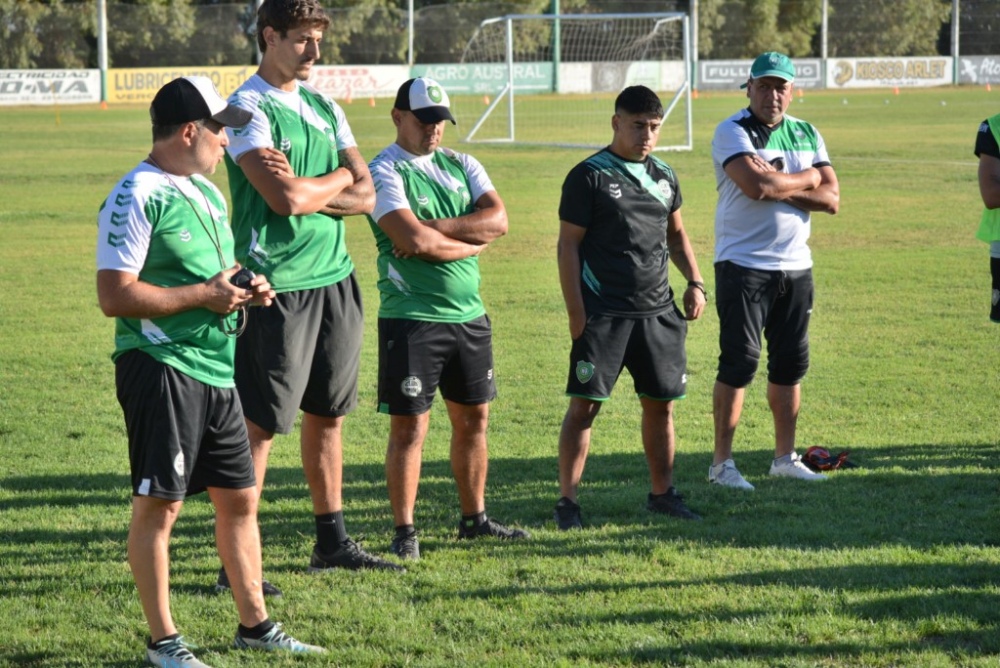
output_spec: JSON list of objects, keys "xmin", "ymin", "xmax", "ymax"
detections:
[
  {"xmin": 417, "ymin": 194, "xmax": 430, "ymax": 207},
  {"xmin": 658, "ymin": 180, "xmax": 672, "ymax": 199},
  {"xmin": 401, "ymin": 376, "xmax": 422, "ymax": 397},
  {"xmin": 576, "ymin": 361, "xmax": 595, "ymax": 384},
  {"xmin": 609, "ymin": 184, "xmax": 622, "ymax": 199},
  {"xmin": 279, "ymin": 137, "xmax": 291, "ymax": 153},
  {"xmin": 180, "ymin": 230, "xmax": 192, "ymax": 243}
]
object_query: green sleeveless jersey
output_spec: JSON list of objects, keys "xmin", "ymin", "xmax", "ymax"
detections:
[
  {"xmin": 367, "ymin": 143, "xmax": 496, "ymax": 323},
  {"xmin": 96, "ymin": 163, "xmax": 238, "ymax": 388},
  {"xmin": 225, "ymin": 75, "xmax": 357, "ymax": 292},
  {"xmin": 975, "ymin": 113, "xmax": 1000, "ymax": 243}
]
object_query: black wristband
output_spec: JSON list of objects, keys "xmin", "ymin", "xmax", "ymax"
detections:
[{"xmin": 687, "ymin": 280, "xmax": 707, "ymax": 298}]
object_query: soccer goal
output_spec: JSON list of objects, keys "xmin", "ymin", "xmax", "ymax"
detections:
[{"xmin": 455, "ymin": 12, "xmax": 692, "ymax": 151}]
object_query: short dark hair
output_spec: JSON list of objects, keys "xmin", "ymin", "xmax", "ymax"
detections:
[
  {"xmin": 256, "ymin": 0, "xmax": 330, "ymax": 52},
  {"xmin": 614, "ymin": 86, "xmax": 663, "ymax": 117},
  {"xmin": 151, "ymin": 119, "xmax": 204, "ymax": 143}
]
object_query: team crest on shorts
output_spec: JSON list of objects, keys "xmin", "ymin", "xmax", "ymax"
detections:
[
  {"xmin": 173, "ymin": 451, "xmax": 185, "ymax": 476},
  {"xmin": 401, "ymin": 376, "xmax": 422, "ymax": 397},
  {"xmin": 576, "ymin": 361, "xmax": 595, "ymax": 384}
]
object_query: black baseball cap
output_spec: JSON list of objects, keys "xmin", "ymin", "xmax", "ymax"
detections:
[
  {"xmin": 394, "ymin": 77, "xmax": 456, "ymax": 125},
  {"xmin": 150, "ymin": 76, "xmax": 252, "ymax": 128}
]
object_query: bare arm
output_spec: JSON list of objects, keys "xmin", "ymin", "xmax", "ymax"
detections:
[
  {"xmin": 97, "ymin": 267, "xmax": 274, "ymax": 319},
  {"xmin": 725, "ymin": 154, "xmax": 822, "ymax": 203},
  {"xmin": 377, "ymin": 208, "xmax": 484, "ymax": 262},
  {"xmin": 236, "ymin": 147, "xmax": 353, "ymax": 217},
  {"xmin": 318, "ymin": 146, "xmax": 376, "ymax": 217},
  {"xmin": 783, "ymin": 165, "xmax": 840, "ymax": 214},
  {"xmin": 418, "ymin": 191, "xmax": 508, "ymax": 245},
  {"xmin": 665, "ymin": 209, "xmax": 707, "ymax": 321},
  {"xmin": 979, "ymin": 153, "xmax": 1000, "ymax": 209},
  {"xmin": 557, "ymin": 221, "xmax": 587, "ymax": 339}
]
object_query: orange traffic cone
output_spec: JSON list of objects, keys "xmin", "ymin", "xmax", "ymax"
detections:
[
  {"xmin": 893, "ymin": 86, "xmax": 899, "ymax": 95},
  {"xmin": 692, "ymin": 89, "xmax": 699, "ymax": 99},
  {"xmin": 345, "ymin": 91, "xmax": 352, "ymax": 104},
  {"xmin": 369, "ymin": 97, "xmax": 375, "ymax": 107},
  {"xmin": 988, "ymin": 83, "xmax": 993, "ymax": 92}
]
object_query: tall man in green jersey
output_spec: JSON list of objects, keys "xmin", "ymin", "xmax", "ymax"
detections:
[
  {"xmin": 367, "ymin": 77, "xmax": 529, "ymax": 560},
  {"xmin": 708, "ymin": 52, "xmax": 840, "ymax": 490},
  {"xmin": 224, "ymin": 0, "xmax": 401, "ymax": 579},
  {"xmin": 555, "ymin": 85, "xmax": 707, "ymax": 530},
  {"xmin": 974, "ymin": 113, "xmax": 1000, "ymax": 322},
  {"xmin": 97, "ymin": 76, "xmax": 324, "ymax": 668}
]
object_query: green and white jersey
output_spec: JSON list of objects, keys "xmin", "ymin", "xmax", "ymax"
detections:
[
  {"xmin": 712, "ymin": 108, "xmax": 832, "ymax": 270},
  {"xmin": 96, "ymin": 163, "xmax": 237, "ymax": 388},
  {"xmin": 367, "ymin": 143, "xmax": 494, "ymax": 323},
  {"xmin": 224, "ymin": 74, "xmax": 357, "ymax": 292}
]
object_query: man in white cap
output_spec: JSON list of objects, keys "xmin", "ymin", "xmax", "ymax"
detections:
[
  {"xmin": 97, "ymin": 75, "xmax": 324, "ymax": 667},
  {"xmin": 366, "ymin": 77, "xmax": 529, "ymax": 560},
  {"xmin": 708, "ymin": 51, "xmax": 841, "ymax": 490}
]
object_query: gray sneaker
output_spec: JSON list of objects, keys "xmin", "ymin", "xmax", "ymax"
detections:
[
  {"xmin": 390, "ymin": 531, "xmax": 420, "ymax": 560},
  {"xmin": 233, "ymin": 622, "xmax": 326, "ymax": 654},
  {"xmin": 147, "ymin": 636, "xmax": 212, "ymax": 668},
  {"xmin": 709, "ymin": 458, "xmax": 755, "ymax": 491}
]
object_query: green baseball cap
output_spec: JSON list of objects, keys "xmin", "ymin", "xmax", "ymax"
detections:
[{"xmin": 740, "ymin": 51, "xmax": 795, "ymax": 89}]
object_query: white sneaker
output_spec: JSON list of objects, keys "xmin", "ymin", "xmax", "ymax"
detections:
[
  {"xmin": 769, "ymin": 452, "xmax": 828, "ymax": 481},
  {"xmin": 234, "ymin": 622, "xmax": 326, "ymax": 654},
  {"xmin": 147, "ymin": 636, "xmax": 213, "ymax": 668},
  {"xmin": 708, "ymin": 459, "xmax": 755, "ymax": 490}
]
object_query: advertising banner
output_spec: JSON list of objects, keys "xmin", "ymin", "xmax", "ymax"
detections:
[
  {"xmin": 412, "ymin": 63, "xmax": 553, "ymax": 96},
  {"xmin": 827, "ymin": 57, "xmax": 951, "ymax": 88},
  {"xmin": 957, "ymin": 56, "xmax": 1000, "ymax": 86},
  {"xmin": 699, "ymin": 59, "xmax": 822, "ymax": 90},
  {"xmin": 0, "ymin": 70, "xmax": 100, "ymax": 106},
  {"xmin": 108, "ymin": 66, "xmax": 254, "ymax": 104},
  {"xmin": 307, "ymin": 65, "xmax": 407, "ymax": 100}
]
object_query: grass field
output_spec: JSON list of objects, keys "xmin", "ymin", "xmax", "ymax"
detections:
[{"xmin": 1, "ymin": 85, "xmax": 998, "ymax": 667}]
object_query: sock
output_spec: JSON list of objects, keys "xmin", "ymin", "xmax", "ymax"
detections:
[
  {"xmin": 237, "ymin": 619, "xmax": 275, "ymax": 640},
  {"xmin": 316, "ymin": 511, "xmax": 348, "ymax": 553},
  {"xmin": 395, "ymin": 524, "xmax": 416, "ymax": 538},
  {"xmin": 461, "ymin": 511, "xmax": 487, "ymax": 529},
  {"xmin": 992, "ymin": 256, "xmax": 1000, "ymax": 291},
  {"xmin": 149, "ymin": 633, "xmax": 180, "ymax": 649},
  {"xmin": 773, "ymin": 453, "xmax": 794, "ymax": 465}
]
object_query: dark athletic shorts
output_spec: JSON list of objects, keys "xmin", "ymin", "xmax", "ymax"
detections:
[
  {"xmin": 377, "ymin": 315, "xmax": 496, "ymax": 415},
  {"xmin": 115, "ymin": 350, "xmax": 256, "ymax": 500},
  {"xmin": 714, "ymin": 260, "xmax": 813, "ymax": 388},
  {"xmin": 565, "ymin": 306, "xmax": 688, "ymax": 401},
  {"xmin": 235, "ymin": 274, "xmax": 363, "ymax": 434}
]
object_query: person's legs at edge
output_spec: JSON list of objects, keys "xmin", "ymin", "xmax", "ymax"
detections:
[{"xmin": 639, "ymin": 396, "xmax": 675, "ymax": 495}]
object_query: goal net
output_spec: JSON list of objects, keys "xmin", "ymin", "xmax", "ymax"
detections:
[{"xmin": 453, "ymin": 12, "xmax": 692, "ymax": 151}]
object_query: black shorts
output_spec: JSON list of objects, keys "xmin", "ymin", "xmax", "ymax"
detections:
[
  {"xmin": 565, "ymin": 307, "xmax": 688, "ymax": 401},
  {"xmin": 235, "ymin": 274, "xmax": 363, "ymax": 434},
  {"xmin": 714, "ymin": 260, "xmax": 813, "ymax": 388},
  {"xmin": 115, "ymin": 350, "xmax": 256, "ymax": 500},
  {"xmin": 377, "ymin": 315, "xmax": 496, "ymax": 415}
]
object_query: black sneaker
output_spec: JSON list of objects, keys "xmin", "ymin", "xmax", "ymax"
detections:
[
  {"xmin": 554, "ymin": 497, "xmax": 583, "ymax": 530},
  {"xmin": 308, "ymin": 539, "xmax": 405, "ymax": 573},
  {"xmin": 646, "ymin": 488, "xmax": 702, "ymax": 521},
  {"xmin": 390, "ymin": 531, "xmax": 420, "ymax": 560},
  {"xmin": 215, "ymin": 567, "xmax": 283, "ymax": 597},
  {"xmin": 992, "ymin": 288, "xmax": 1000, "ymax": 323},
  {"xmin": 457, "ymin": 517, "xmax": 530, "ymax": 540}
]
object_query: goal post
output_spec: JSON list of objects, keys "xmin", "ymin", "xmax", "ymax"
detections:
[{"xmin": 454, "ymin": 12, "xmax": 693, "ymax": 151}]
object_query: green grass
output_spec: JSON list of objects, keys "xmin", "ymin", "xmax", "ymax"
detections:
[{"xmin": 1, "ymin": 86, "xmax": 999, "ymax": 667}]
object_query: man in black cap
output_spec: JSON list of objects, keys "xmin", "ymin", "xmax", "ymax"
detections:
[
  {"xmin": 365, "ymin": 77, "xmax": 529, "ymax": 560},
  {"xmin": 97, "ymin": 75, "xmax": 324, "ymax": 667}
]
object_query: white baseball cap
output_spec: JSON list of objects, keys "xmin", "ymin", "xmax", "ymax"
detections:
[{"xmin": 393, "ymin": 77, "xmax": 456, "ymax": 125}]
